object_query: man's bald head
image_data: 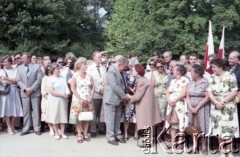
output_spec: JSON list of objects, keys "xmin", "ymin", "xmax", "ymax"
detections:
[{"xmin": 228, "ymin": 51, "xmax": 240, "ymax": 66}]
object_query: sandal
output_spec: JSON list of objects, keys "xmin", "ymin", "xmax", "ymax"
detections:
[
  {"xmin": 177, "ymin": 144, "xmax": 184, "ymax": 150},
  {"xmin": 124, "ymin": 135, "xmax": 129, "ymax": 141},
  {"xmin": 188, "ymin": 146, "xmax": 197, "ymax": 154},
  {"xmin": 166, "ymin": 143, "xmax": 173, "ymax": 150},
  {"xmin": 77, "ymin": 135, "xmax": 84, "ymax": 143},
  {"xmin": 84, "ymin": 134, "xmax": 90, "ymax": 141},
  {"xmin": 202, "ymin": 147, "xmax": 208, "ymax": 155}
]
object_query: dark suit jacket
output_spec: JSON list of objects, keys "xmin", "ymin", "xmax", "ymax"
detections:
[{"xmin": 226, "ymin": 64, "xmax": 240, "ymax": 91}]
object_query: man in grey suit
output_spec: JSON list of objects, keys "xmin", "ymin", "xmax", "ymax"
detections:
[
  {"xmin": 103, "ymin": 56, "xmax": 130, "ymax": 145},
  {"xmin": 16, "ymin": 53, "xmax": 43, "ymax": 136}
]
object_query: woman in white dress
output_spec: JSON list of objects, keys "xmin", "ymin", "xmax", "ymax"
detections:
[
  {"xmin": 46, "ymin": 64, "xmax": 70, "ymax": 140},
  {"xmin": 0, "ymin": 56, "xmax": 23, "ymax": 135},
  {"xmin": 69, "ymin": 57, "xmax": 95, "ymax": 143}
]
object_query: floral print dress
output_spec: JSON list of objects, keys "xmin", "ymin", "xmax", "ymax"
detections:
[
  {"xmin": 207, "ymin": 71, "xmax": 239, "ymax": 138},
  {"xmin": 165, "ymin": 76, "xmax": 189, "ymax": 131},
  {"xmin": 153, "ymin": 71, "xmax": 168, "ymax": 120},
  {"xmin": 69, "ymin": 73, "xmax": 93, "ymax": 124}
]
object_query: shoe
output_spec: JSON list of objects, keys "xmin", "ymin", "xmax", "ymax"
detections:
[
  {"xmin": 108, "ymin": 140, "xmax": 119, "ymax": 145},
  {"xmin": 20, "ymin": 131, "xmax": 30, "ymax": 136},
  {"xmin": 35, "ymin": 131, "xmax": 42, "ymax": 135},
  {"xmin": 201, "ymin": 147, "xmax": 208, "ymax": 155},
  {"xmin": 7, "ymin": 128, "xmax": 15, "ymax": 135},
  {"xmin": 77, "ymin": 135, "xmax": 84, "ymax": 143},
  {"xmin": 84, "ymin": 134, "xmax": 90, "ymax": 141},
  {"xmin": 49, "ymin": 128, "xmax": 54, "ymax": 136},
  {"xmin": 61, "ymin": 134, "xmax": 68, "ymax": 139},
  {"xmin": 116, "ymin": 138, "xmax": 126, "ymax": 143},
  {"xmin": 91, "ymin": 132, "xmax": 97, "ymax": 138},
  {"xmin": 54, "ymin": 135, "xmax": 61, "ymax": 140}
]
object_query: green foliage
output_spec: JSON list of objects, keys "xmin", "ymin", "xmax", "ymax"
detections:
[
  {"xmin": 106, "ymin": 0, "xmax": 240, "ymax": 61},
  {"xmin": 0, "ymin": 0, "xmax": 106, "ymax": 58}
]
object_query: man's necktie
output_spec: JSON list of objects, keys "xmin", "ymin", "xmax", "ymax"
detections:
[
  {"xmin": 96, "ymin": 65, "xmax": 101, "ymax": 77},
  {"xmin": 26, "ymin": 64, "xmax": 30, "ymax": 79}
]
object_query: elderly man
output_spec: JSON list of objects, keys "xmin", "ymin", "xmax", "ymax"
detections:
[
  {"xmin": 163, "ymin": 51, "xmax": 172, "ymax": 73},
  {"xmin": 103, "ymin": 56, "xmax": 130, "ymax": 145},
  {"xmin": 87, "ymin": 51, "xmax": 106, "ymax": 137},
  {"xmin": 226, "ymin": 51, "xmax": 240, "ymax": 134},
  {"xmin": 17, "ymin": 53, "xmax": 43, "ymax": 136}
]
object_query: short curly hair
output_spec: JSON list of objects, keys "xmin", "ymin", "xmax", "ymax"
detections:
[
  {"xmin": 175, "ymin": 64, "xmax": 187, "ymax": 76},
  {"xmin": 191, "ymin": 64, "xmax": 204, "ymax": 77},
  {"xmin": 74, "ymin": 57, "xmax": 87, "ymax": 70},
  {"xmin": 210, "ymin": 58, "xmax": 226, "ymax": 70}
]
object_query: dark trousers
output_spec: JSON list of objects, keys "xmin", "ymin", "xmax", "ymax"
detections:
[{"xmin": 90, "ymin": 98, "xmax": 104, "ymax": 133}]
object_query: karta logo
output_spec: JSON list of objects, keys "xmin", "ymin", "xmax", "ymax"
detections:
[{"xmin": 139, "ymin": 126, "xmax": 239, "ymax": 155}]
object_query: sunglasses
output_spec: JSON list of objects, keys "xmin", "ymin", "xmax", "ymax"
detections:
[
  {"xmin": 58, "ymin": 61, "xmax": 63, "ymax": 64},
  {"xmin": 156, "ymin": 66, "xmax": 164, "ymax": 68}
]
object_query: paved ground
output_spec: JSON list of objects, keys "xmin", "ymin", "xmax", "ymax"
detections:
[{"xmin": 0, "ymin": 130, "xmax": 239, "ymax": 157}]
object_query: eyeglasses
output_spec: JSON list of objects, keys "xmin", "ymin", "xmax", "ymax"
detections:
[
  {"xmin": 156, "ymin": 66, "xmax": 164, "ymax": 68},
  {"xmin": 15, "ymin": 57, "xmax": 20, "ymax": 59}
]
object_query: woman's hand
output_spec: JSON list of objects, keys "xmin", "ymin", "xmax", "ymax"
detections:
[
  {"xmin": 168, "ymin": 100, "xmax": 176, "ymax": 107},
  {"xmin": 87, "ymin": 97, "xmax": 92, "ymax": 104},
  {"xmin": 44, "ymin": 94, "xmax": 48, "ymax": 99},
  {"xmin": 62, "ymin": 94, "xmax": 68, "ymax": 99},
  {"xmin": 215, "ymin": 102, "xmax": 224, "ymax": 110}
]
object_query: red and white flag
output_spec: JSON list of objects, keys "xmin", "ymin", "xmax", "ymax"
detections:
[
  {"xmin": 217, "ymin": 26, "xmax": 225, "ymax": 59},
  {"xmin": 204, "ymin": 20, "xmax": 215, "ymax": 70}
]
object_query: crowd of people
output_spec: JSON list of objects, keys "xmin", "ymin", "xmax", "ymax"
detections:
[{"xmin": 0, "ymin": 50, "xmax": 240, "ymax": 156}]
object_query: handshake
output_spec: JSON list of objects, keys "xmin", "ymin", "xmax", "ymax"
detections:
[{"xmin": 122, "ymin": 94, "xmax": 131, "ymax": 101}]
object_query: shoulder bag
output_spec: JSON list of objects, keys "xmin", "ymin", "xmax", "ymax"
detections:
[{"xmin": 0, "ymin": 70, "xmax": 10, "ymax": 95}]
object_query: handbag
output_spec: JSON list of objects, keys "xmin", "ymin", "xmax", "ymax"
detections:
[
  {"xmin": 78, "ymin": 110, "xmax": 93, "ymax": 121},
  {"xmin": 0, "ymin": 70, "xmax": 10, "ymax": 95},
  {"xmin": 185, "ymin": 114, "xmax": 201, "ymax": 135},
  {"xmin": 166, "ymin": 107, "xmax": 179, "ymax": 125}
]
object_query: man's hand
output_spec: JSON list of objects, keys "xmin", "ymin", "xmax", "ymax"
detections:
[
  {"xmin": 123, "ymin": 94, "xmax": 131, "ymax": 101},
  {"xmin": 99, "ymin": 88, "xmax": 104, "ymax": 95},
  {"xmin": 25, "ymin": 88, "xmax": 33, "ymax": 96}
]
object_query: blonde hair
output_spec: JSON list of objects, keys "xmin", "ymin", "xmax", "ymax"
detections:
[
  {"xmin": 64, "ymin": 52, "xmax": 77, "ymax": 63},
  {"xmin": 74, "ymin": 57, "xmax": 87, "ymax": 70}
]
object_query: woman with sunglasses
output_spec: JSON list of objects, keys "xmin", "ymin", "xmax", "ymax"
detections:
[{"xmin": 150, "ymin": 59, "xmax": 169, "ymax": 128}]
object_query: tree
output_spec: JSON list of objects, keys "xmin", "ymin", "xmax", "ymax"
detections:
[
  {"xmin": 105, "ymin": 0, "xmax": 240, "ymax": 60},
  {"xmin": 0, "ymin": 0, "xmax": 106, "ymax": 58}
]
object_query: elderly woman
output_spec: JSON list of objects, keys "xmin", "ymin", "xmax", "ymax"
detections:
[
  {"xmin": 130, "ymin": 64, "xmax": 161, "ymax": 143},
  {"xmin": 69, "ymin": 57, "xmax": 95, "ymax": 143},
  {"xmin": 165, "ymin": 64, "xmax": 189, "ymax": 149},
  {"xmin": 186, "ymin": 64, "xmax": 210, "ymax": 155},
  {"xmin": 207, "ymin": 58, "xmax": 239, "ymax": 157},
  {"xmin": 46, "ymin": 64, "xmax": 70, "ymax": 140},
  {"xmin": 0, "ymin": 56, "xmax": 23, "ymax": 135}
]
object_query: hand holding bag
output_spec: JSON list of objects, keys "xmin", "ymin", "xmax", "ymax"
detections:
[
  {"xmin": 78, "ymin": 107, "xmax": 94, "ymax": 121},
  {"xmin": 0, "ymin": 70, "xmax": 10, "ymax": 95}
]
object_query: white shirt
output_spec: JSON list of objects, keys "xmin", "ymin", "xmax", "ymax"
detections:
[{"xmin": 86, "ymin": 62, "xmax": 106, "ymax": 99}]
